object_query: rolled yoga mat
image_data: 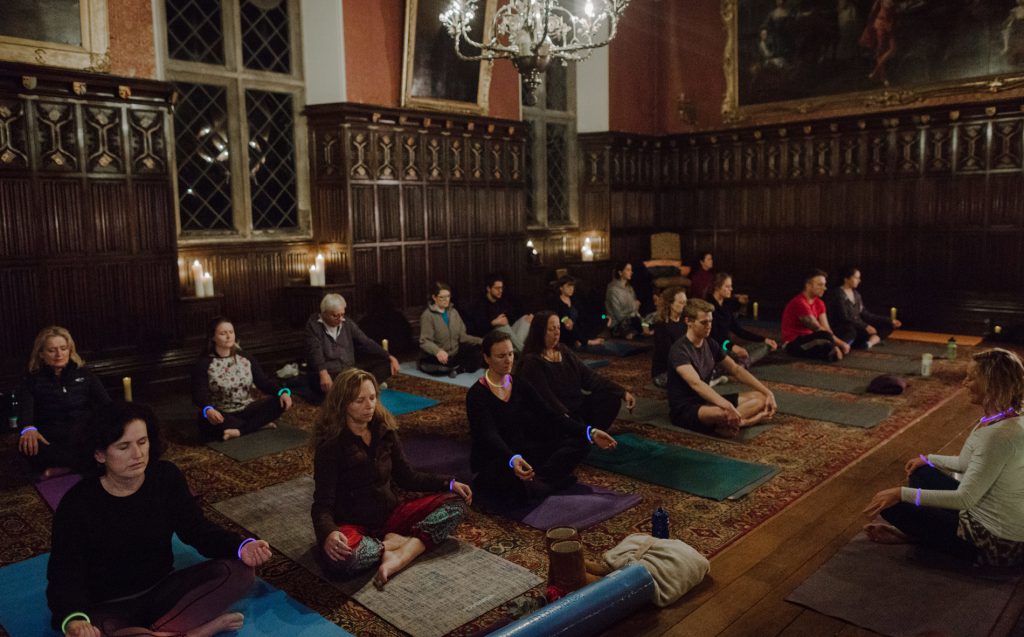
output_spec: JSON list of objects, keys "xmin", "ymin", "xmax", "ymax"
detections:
[
  {"xmin": 0, "ymin": 536, "xmax": 354, "ymax": 637},
  {"xmin": 713, "ymin": 383, "xmax": 893, "ymax": 428},
  {"xmin": 487, "ymin": 562, "xmax": 655, "ymax": 637},
  {"xmin": 584, "ymin": 433, "xmax": 779, "ymax": 501}
]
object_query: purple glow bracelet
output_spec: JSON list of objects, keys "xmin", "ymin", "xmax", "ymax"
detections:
[
  {"xmin": 914, "ymin": 488, "xmax": 921, "ymax": 507},
  {"xmin": 19, "ymin": 426, "xmax": 37, "ymax": 436},
  {"xmin": 919, "ymin": 454, "xmax": 934, "ymax": 468},
  {"xmin": 237, "ymin": 537, "xmax": 257, "ymax": 559}
]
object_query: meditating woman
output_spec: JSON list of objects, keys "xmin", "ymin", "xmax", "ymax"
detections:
[
  {"xmin": 826, "ymin": 266, "xmax": 900, "ymax": 349},
  {"xmin": 710, "ymin": 273, "xmax": 778, "ymax": 368},
  {"xmin": 519, "ymin": 311, "xmax": 635, "ymax": 434},
  {"xmin": 863, "ymin": 348, "xmax": 1024, "ymax": 567},
  {"xmin": 191, "ymin": 317, "xmax": 293, "ymax": 442},
  {"xmin": 311, "ymin": 368, "xmax": 472, "ymax": 588},
  {"xmin": 17, "ymin": 326, "xmax": 111, "ymax": 477},
  {"xmin": 418, "ymin": 282, "xmax": 483, "ymax": 376},
  {"xmin": 604, "ymin": 262, "xmax": 643, "ymax": 339},
  {"xmin": 652, "ymin": 287, "xmax": 687, "ymax": 388},
  {"xmin": 688, "ymin": 251, "xmax": 715, "ymax": 300},
  {"xmin": 548, "ymin": 274, "xmax": 604, "ymax": 349},
  {"xmin": 467, "ymin": 331, "xmax": 617, "ymax": 506},
  {"xmin": 48, "ymin": 401, "xmax": 271, "ymax": 637}
]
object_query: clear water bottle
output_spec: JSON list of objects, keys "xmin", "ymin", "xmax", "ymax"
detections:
[
  {"xmin": 7, "ymin": 392, "xmax": 17, "ymax": 430},
  {"xmin": 946, "ymin": 337, "xmax": 957, "ymax": 361},
  {"xmin": 651, "ymin": 507, "xmax": 670, "ymax": 539}
]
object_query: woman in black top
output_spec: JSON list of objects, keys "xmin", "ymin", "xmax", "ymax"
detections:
[
  {"xmin": 191, "ymin": 317, "xmax": 292, "ymax": 441},
  {"xmin": 519, "ymin": 311, "xmax": 635, "ymax": 433},
  {"xmin": 652, "ymin": 287, "xmax": 687, "ymax": 388},
  {"xmin": 709, "ymin": 273, "xmax": 778, "ymax": 368},
  {"xmin": 467, "ymin": 331, "xmax": 617, "ymax": 506},
  {"xmin": 47, "ymin": 401, "xmax": 271, "ymax": 637},
  {"xmin": 17, "ymin": 326, "xmax": 111, "ymax": 477},
  {"xmin": 825, "ymin": 266, "xmax": 900, "ymax": 349}
]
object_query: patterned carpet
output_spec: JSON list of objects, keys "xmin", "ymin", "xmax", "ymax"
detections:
[{"xmin": 0, "ymin": 347, "xmax": 972, "ymax": 637}]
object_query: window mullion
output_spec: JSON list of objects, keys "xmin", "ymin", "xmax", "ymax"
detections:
[{"xmin": 226, "ymin": 78, "xmax": 251, "ymax": 237}]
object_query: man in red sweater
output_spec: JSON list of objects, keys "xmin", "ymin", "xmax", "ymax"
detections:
[{"xmin": 780, "ymin": 269, "xmax": 850, "ymax": 361}]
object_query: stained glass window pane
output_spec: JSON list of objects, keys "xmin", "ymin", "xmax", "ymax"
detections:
[
  {"xmin": 546, "ymin": 123, "xmax": 569, "ymax": 223},
  {"xmin": 166, "ymin": 0, "xmax": 225, "ymax": 65},
  {"xmin": 246, "ymin": 90, "xmax": 298, "ymax": 229},
  {"xmin": 173, "ymin": 82, "xmax": 232, "ymax": 231},
  {"xmin": 241, "ymin": 0, "xmax": 291, "ymax": 73}
]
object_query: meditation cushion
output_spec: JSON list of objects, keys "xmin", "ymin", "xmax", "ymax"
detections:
[
  {"xmin": 867, "ymin": 374, "xmax": 907, "ymax": 395},
  {"xmin": 603, "ymin": 533, "xmax": 709, "ymax": 607}
]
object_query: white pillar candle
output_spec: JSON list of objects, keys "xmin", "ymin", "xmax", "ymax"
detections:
[
  {"xmin": 191, "ymin": 260, "xmax": 204, "ymax": 297},
  {"xmin": 315, "ymin": 253, "xmax": 325, "ymax": 276},
  {"xmin": 753, "ymin": 301, "xmax": 759, "ymax": 320},
  {"xmin": 890, "ymin": 306, "xmax": 897, "ymax": 322},
  {"xmin": 318, "ymin": 266, "xmax": 327, "ymax": 287},
  {"xmin": 309, "ymin": 265, "xmax": 318, "ymax": 286},
  {"xmin": 122, "ymin": 376, "xmax": 132, "ymax": 402},
  {"xmin": 202, "ymin": 272, "xmax": 214, "ymax": 297}
]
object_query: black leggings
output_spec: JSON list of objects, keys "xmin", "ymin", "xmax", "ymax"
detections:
[
  {"xmin": 569, "ymin": 390, "xmax": 623, "ymax": 434},
  {"xmin": 835, "ymin": 320, "xmax": 894, "ymax": 348},
  {"xmin": 473, "ymin": 436, "xmax": 590, "ymax": 506},
  {"xmin": 881, "ymin": 466, "xmax": 977, "ymax": 563},
  {"xmin": 197, "ymin": 397, "xmax": 284, "ymax": 441},
  {"xmin": 417, "ymin": 344, "xmax": 482, "ymax": 375},
  {"xmin": 785, "ymin": 331, "xmax": 836, "ymax": 361}
]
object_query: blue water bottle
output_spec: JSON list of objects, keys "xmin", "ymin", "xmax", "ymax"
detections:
[{"xmin": 651, "ymin": 507, "xmax": 670, "ymax": 539}]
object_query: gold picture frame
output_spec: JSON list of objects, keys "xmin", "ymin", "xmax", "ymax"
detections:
[
  {"xmin": 721, "ymin": 0, "xmax": 1024, "ymax": 124},
  {"xmin": 402, "ymin": 0, "xmax": 495, "ymax": 115},
  {"xmin": 0, "ymin": 0, "xmax": 109, "ymax": 71}
]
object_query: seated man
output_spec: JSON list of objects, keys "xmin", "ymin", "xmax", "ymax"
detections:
[
  {"xmin": 781, "ymin": 269, "xmax": 850, "ymax": 361},
  {"xmin": 465, "ymin": 273, "xmax": 533, "ymax": 350},
  {"xmin": 304, "ymin": 293, "xmax": 400, "ymax": 402},
  {"xmin": 668, "ymin": 299, "xmax": 777, "ymax": 439}
]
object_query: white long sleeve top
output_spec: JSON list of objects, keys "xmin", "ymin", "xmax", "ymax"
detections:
[{"xmin": 901, "ymin": 416, "xmax": 1024, "ymax": 541}]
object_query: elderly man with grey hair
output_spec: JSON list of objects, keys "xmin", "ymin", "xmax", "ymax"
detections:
[{"xmin": 304, "ymin": 293, "xmax": 399, "ymax": 402}]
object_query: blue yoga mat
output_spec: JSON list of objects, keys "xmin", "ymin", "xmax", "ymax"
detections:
[
  {"xmin": 399, "ymin": 362, "xmax": 484, "ymax": 388},
  {"xmin": 584, "ymin": 433, "xmax": 779, "ymax": 501},
  {"xmin": 379, "ymin": 388, "xmax": 439, "ymax": 416},
  {"xmin": 0, "ymin": 537, "xmax": 353, "ymax": 637}
]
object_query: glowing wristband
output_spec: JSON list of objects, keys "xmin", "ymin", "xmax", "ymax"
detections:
[
  {"xmin": 448, "ymin": 478, "xmax": 455, "ymax": 492},
  {"xmin": 586, "ymin": 426, "xmax": 594, "ymax": 444},
  {"xmin": 277, "ymin": 387, "xmax": 291, "ymax": 397},
  {"xmin": 202, "ymin": 406, "xmax": 215, "ymax": 420},
  {"xmin": 19, "ymin": 426, "xmax": 37, "ymax": 436},
  {"xmin": 237, "ymin": 537, "xmax": 257, "ymax": 559},
  {"xmin": 560, "ymin": 316, "xmax": 570, "ymax": 324},
  {"xmin": 914, "ymin": 488, "xmax": 921, "ymax": 507},
  {"xmin": 508, "ymin": 454, "xmax": 523, "ymax": 469},
  {"xmin": 918, "ymin": 454, "xmax": 935, "ymax": 468},
  {"xmin": 61, "ymin": 612, "xmax": 91, "ymax": 634},
  {"xmin": 722, "ymin": 339, "xmax": 732, "ymax": 352}
]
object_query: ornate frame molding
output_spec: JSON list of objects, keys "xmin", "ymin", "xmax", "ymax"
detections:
[
  {"xmin": 0, "ymin": 0, "xmax": 110, "ymax": 71},
  {"xmin": 721, "ymin": 0, "xmax": 1024, "ymax": 125}
]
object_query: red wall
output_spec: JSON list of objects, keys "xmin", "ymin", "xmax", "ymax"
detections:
[
  {"xmin": 343, "ymin": 0, "xmax": 521, "ymax": 120},
  {"xmin": 608, "ymin": 0, "xmax": 662, "ymax": 135}
]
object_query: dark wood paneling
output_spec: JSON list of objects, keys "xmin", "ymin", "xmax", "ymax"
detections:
[
  {"xmin": 0, "ymin": 178, "xmax": 34, "ymax": 256},
  {"xmin": 378, "ymin": 185, "xmax": 401, "ymax": 242}
]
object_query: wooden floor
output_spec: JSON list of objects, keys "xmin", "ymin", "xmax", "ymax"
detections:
[{"xmin": 604, "ymin": 384, "xmax": 1024, "ymax": 637}]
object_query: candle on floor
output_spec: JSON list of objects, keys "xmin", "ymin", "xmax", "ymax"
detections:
[
  {"xmin": 192, "ymin": 260, "xmax": 204, "ymax": 297},
  {"xmin": 752, "ymin": 301, "xmax": 759, "ymax": 320},
  {"xmin": 122, "ymin": 376, "xmax": 132, "ymax": 402},
  {"xmin": 890, "ymin": 306, "xmax": 897, "ymax": 322},
  {"xmin": 202, "ymin": 272, "xmax": 214, "ymax": 297}
]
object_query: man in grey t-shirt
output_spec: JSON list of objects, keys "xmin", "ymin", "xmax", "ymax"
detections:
[{"xmin": 666, "ymin": 299, "xmax": 777, "ymax": 438}]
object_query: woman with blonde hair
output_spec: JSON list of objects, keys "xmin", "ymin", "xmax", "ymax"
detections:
[
  {"xmin": 864, "ymin": 348, "xmax": 1024, "ymax": 567},
  {"xmin": 651, "ymin": 286, "xmax": 687, "ymax": 388},
  {"xmin": 17, "ymin": 326, "xmax": 110, "ymax": 476},
  {"xmin": 310, "ymin": 368, "xmax": 472, "ymax": 588}
]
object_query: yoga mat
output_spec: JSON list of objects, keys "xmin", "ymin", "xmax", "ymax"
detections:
[
  {"xmin": 401, "ymin": 435, "xmax": 642, "ymax": 530},
  {"xmin": 617, "ymin": 398, "xmax": 773, "ymax": 443},
  {"xmin": 584, "ymin": 433, "xmax": 779, "ymax": 501},
  {"xmin": 583, "ymin": 358, "xmax": 610, "ymax": 370},
  {"xmin": 379, "ymin": 388, "xmax": 439, "ymax": 416},
  {"xmin": 872, "ymin": 340, "xmax": 948, "ymax": 358},
  {"xmin": 33, "ymin": 473, "xmax": 82, "ymax": 511},
  {"xmin": 583, "ymin": 341, "xmax": 652, "ymax": 357},
  {"xmin": 891, "ymin": 330, "xmax": 983, "ymax": 346},
  {"xmin": 0, "ymin": 536, "xmax": 353, "ymax": 637},
  {"xmin": 754, "ymin": 365, "xmax": 871, "ymax": 394},
  {"xmin": 213, "ymin": 476, "xmax": 541, "ymax": 637},
  {"xmin": 714, "ymin": 384, "xmax": 893, "ymax": 428},
  {"xmin": 205, "ymin": 424, "xmax": 308, "ymax": 462},
  {"xmin": 837, "ymin": 355, "xmax": 920, "ymax": 375},
  {"xmin": 399, "ymin": 361, "xmax": 484, "ymax": 388},
  {"xmin": 786, "ymin": 532, "xmax": 1019, "ymax": 637}
]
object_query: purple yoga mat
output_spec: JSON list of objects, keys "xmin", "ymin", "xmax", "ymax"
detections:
[
  {"xmin": 401, "ymin": 435, "xmax": 641, "ymax": 531},
  {"xmin": 34, "ymin": 472, "xmax": 82, "ymax": 511}
]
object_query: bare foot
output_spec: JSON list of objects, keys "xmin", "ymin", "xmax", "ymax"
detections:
[
  {"xmin": 864, "ymin": 523, "xmax": 909, "ymax": 544},
  {"xmin": 587, "ymin": 337, "xmax": 605, "ymax": 345},
  {"xmin": 381, "ymin": 533, "xmax": 410, "ymax": 552},
  {"xmin": 186, "ymin": 612, "xmax": 244, "ymax": 637},
  {"xmin": 260, "ymin": 421, "xmax": 278, "ymax": 430},
  {"xmin": 712, "ymin": 422, "xmax": 740, "ymax": 438},
  {"xmin": 373, "ymin": 537, "xmax": 426, "ymax": 589},
  {"xmin": 833, "ymin": 346, "xmax": 845, "ymax": 361},
  {"xmin": 42, "ymin": 466, "xmax": 72, "ymax": 480},
  {"xmin": 222, "ymin": 428, "xmax": 241, "ymax": 441}
]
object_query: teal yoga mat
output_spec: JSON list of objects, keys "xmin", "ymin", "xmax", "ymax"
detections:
[
  {"xmin": 715, "ymin": 383, "xmax": 892, "ymax": 428},
  {"xmin": 398, "ymin": 362, "xmax": 484, "ymax": 388},
  {"xmin": 379, "ymin": 388, "xmax": 439, "ymax": 415},
  {"xmin": 0, "ymin": 536, "xmax": 353, "ymax": 637},
  {"xmin": 617, "ymin": 397, "xmax": 773, "ymax": 443},
  {"xmin": 584, "ymin": 433, "xmax": 779, "ymax": 500}
]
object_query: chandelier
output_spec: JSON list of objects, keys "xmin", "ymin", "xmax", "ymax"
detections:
[{"xmin": 440, "ymin": 0, "xmax": 631, "ymax": 106}]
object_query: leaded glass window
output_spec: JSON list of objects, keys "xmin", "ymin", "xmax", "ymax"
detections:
[
  {"xmin": 241, "ymin": 0, "xmax": 290, "ymax": 73},
  {"xmin": 246, "ymin": 90, "xmax": 297, "ymax": 228},
  {"xmin": 166, "ymin": 0, "xmax": 225, "ymax": 65},
  {"xmin": 173, "ymin": 82, "xmax": 232, "ymax": 231},
  {"xmin": 522, "ymin": 63, "xmax": 577, "ymax": 227},
  {"xmin": 546, "ymin": 123, "xmax": 570, "ymax": 223}
]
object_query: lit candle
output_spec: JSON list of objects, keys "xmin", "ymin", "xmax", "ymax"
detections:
[
  {"xmin": 122, "ymin": 376, "xmax": 132, "ymax": 402},
  {"xmin": 309, "ymin": 265, "xmax": 318, "ymax": 286},
  {"xmin": 318, "ymin": 265, "xmax": 327, "ymax": 287},
  {"xmin": 191, "ymin": 260, "xmax": 203, "ymax": 297},
  {"xmin": 315, "ymin": 253, "xmax": 325, "ymax": 277},
  {"xmin": 890, "ymin": 306, "xmax": 897, "ymax": 322},
  {"xmin": 753, "ymin": 301, "xmax": 759, "ymax": 320},
  {"xmin": 995, "ymin": 325, "xmax": 1003, "ymax": 335},
  {"xmin": 382, "ymin": 338, "xmax": 389, "ymax": 352},
  {"xmin": 202, "ymin": 272, "xmax": 214, "ymax": 297}
]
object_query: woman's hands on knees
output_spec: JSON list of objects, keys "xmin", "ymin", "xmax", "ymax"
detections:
[
  {"xmin": 324, "ymin": 530, "xmax": 353, "ymax": 562},
  {"xmin": 591, "ymin": 429, "xmax": 618, "ymax": 450},
  {"xmin": 511, "ymin": 456, "xmax": 535, "ymax": 481},
  {"xmin": 863, "ymin": 487, "xmax": 902, "ymax": 519},
  {"xmin": 205, "ymin": 408, "xmax": 225, "ymax": 425},
  {"xmin": 18, "ymin": 428, "xmax": 48, "ymax": 456},
  {"xmin": 240, "ymin": 539, "xmax": 272, "ymax": 567},
  {"xmin": 450, "ymin": 480, "xmax": 473, "ymax": 505},
  {"xmin": 64, "ymin": 620, "xmax": 101, "ymax": 637},
  {"xmin": 905, "ymin": 455, "xmax": 928, "ymax": 477}
]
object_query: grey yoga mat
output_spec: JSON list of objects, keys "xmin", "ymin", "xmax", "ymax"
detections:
[
  {"xmin": 714, "ymin": 383, "xmax": 892, "ymax": 428},
  {"xmin": 205, "ymin": 425, "xmax": 308, "ymax": 461},
  {"xmin": 617, "ymin": 397, "xmax": 773, "ymax": 443},
  {"xmin": 836, "ymin": 354, "xmax": 920, "ymax": 375},
  {"xmin": 754, "ymin": 365, "xmax": 872, "ymax": 394}
]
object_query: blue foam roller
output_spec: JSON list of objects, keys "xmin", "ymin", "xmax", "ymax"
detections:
[{"xmin": 487, "ymin": 563, "xmax": 655, "ymax": 637}]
